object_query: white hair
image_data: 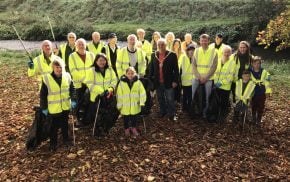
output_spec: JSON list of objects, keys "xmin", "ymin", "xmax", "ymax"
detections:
[
  {"xmin": 157, "ymin": 38, "xmax": 167, "ymax": 45},
  {"xmin": 127, "ymin": 34, "xmax": 137, "ymax": 41},
  {"xmin": 184, "ymin": 33, "xmax": 192, "ymax": 39},
  {"xmin": 136, "ymin": 28, "xmax": 145, "ymax": 34},
  {"xmin": 76, "ymin": 38, "xmax": 86, "ymax": 46},
  {"xmin": 92, "ymin": 32, "xmax": 100, "ymax": 37},
  {"xmin": 51, "ymin": 57, "xmax": 65, "ymax": 70},
  {"xmin": 41, "ymin": 40, "xmax": 52, "ymax": 48},
  {"xmin": 67, "ymin": 32, "xmax": 76, "ymax": 39},
  {"xmin": 222, "ymin": 45, "xmax": 232, "ymax": 53}
]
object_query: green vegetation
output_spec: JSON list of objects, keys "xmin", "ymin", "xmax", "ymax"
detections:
[{"xmin": 0, "ymin": 0, "xmax": 287, "ymax": 43}]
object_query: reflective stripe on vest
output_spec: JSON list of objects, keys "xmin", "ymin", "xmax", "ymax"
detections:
[
  {"xmin": 43, "ymin": 73, "xmax": 71, "ymax": 114},
  {"xmin": 235, "ymin": 80, "xmax": 255, "ymax": 104},
  {"xmin": 181, "ymin": 55, "xmax": 193, "ymax": 86}
]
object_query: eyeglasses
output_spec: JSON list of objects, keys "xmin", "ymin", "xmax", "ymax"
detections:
[{"xmin": 69, "ymin": 37, "xmax": 75, "ymax": 38}]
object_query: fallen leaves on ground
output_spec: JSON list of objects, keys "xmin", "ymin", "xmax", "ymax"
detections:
[{"xmin": 0, "ymin": 58, "xmax": 289, "ymax": 181}]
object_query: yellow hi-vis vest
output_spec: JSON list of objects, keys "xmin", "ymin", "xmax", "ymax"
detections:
[
  {"xmin": 235, "ymin": 79, "xmax": 255, "ymax": 105},
  {"xmin": 42, "ymin": 72, "xmax": 71, "ymax": 114},
  {"xmin": 209, "ymin": 43, "xmax": 226, "ymax": 59},
  {"xmin": 68, "ymin": 51, "xmax": 95, "ymax": 88},
  {"xmin": 214, "ymin": 57, "xmax": 236, "ymax": 91},
  {"xmin": 193, "ymin": 46, "xmax": 217, "ymax": 80},
  {"xmin": 231, "ymin": 53, "xmax": 254, "ymax": 82},
  {"xmin": 116, "ymin": 47, "xmax": 146, "ymax": 78},
  {"xmin": 28, "ymin": 53, "xmax": 61, "ymax": 82},
  {"xmin": 251, "ymin": 69, "xmax": 272, "ymax": 94},
  {"xmin": 116, "ymin": 79, "xmax": 146, "ymax": 115},
  {"xmin": 104, "ymin": 45, "xmax": 119, "ymax": 67},
  {"xmin": 84, "ymin": 67, "xmax": 118, "ymax": 102},
  {"xmin": 180, "ymin": 54, "xmax": 193, "ymax": 86},
  {"xmin": 141, "ymin": 40, "xmax": 152, "ymax": 63},
  {"xmin": 87, "ymin": 41, "xmax": 105, "ymax": 56}
]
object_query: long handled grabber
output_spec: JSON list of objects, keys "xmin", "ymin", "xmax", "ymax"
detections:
[
  {"xmin": 47, "ymin": 16, "xmax": 58, "ymax": 49},
  {"xmin": 71, "ymin": 113, "xmax": 76, "ymax": 146},
  {"xmin": 12, "ymin": 25, "xmax": 33, "ymax": 61},
  {"xmin": 92, "ymin": 98, "xmax": 101, "ymax": 136},
  {"xmin": 142, "ymin": 116, "xmax": 147, "ymax": 134}
]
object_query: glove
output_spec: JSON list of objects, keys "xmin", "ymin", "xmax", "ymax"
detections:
[
  {"xmin": 42, "ymin": 109, "xmax": 48, "ymax": 116},
  {"xmin": 100, "ymin": 90, "xmax": 109, "ymax": 97},
  {"xmin": 71, "ymin": 101, "xmax": 77, "ymax": 109},
  {"xmin": 215, "ymin": 82, "xmax": 222, "ymax": 88},
  {"xmin": 28, "ymin": 59, "xmax": 34, "ymax": 69},
  {"xmin": 106, "ymin": 90, "xmax": 113, "ymax": 99}
]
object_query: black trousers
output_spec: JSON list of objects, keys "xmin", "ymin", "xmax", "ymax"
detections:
[
  {"xmin": 216, "ymin": 88, "xmax": 230, "ymax": 118},
  {"xmin": 123, "ymin": 115, "xmax": 138, "ymax": 129},
  {"xmin": 182, "ymin": 86, "xmax": 192, "ymax": 112},
  {"xmin": 50, "ymin": 111, "xmax": 69, "ymax": 147},
  {"xmin": 231, "ymin": 83, "xmax": 236, "ymax": 104},
  {"xmin": 76, "ymin": 84, "xmax": 90, "ymax": 123}
]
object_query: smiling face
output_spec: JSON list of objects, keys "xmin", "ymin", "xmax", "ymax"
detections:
[
  {"xmin": 215, "ymin": 36, "xmax": 223, "ymax": 45},
  {"xmin": 92, "ymin": 32, "xmax": 100, "ymax": 43},
  {"xmin": 157, "ymin": 40, "xmax": 166, "ymax": 52},
  {"xmin": 200, "ymin": 37, "xmax": 209, "ymax": 48},
  {"xmin": 42, "ymin": 41, "xmax": 52, "ymax": 55},
  {"xmin": 53, "ymin": 64, "xmax": 62, "ymax": 77},
  {"xmin": 126, "ymin": 69, "xmax": 136, "ymax": 80},
  {"xmin": 67, "ymin": 33, "xmax": 76, "ymax": 45},
  {"xmin": 239, "ymin": 43, "xmax": 248, "ymax": 55},
  {"xmin": 223, "ymin": 47, "xmax": 232, "ymax": 58},
  {"xmin": 96, "ymin": 56, "xmax": 107, "ymax": 69},
  {"xmin": 127, "ymin": 35, "xmax": 136, "ymax": 47},
  {"xmin": 76, "ymin": 39, "xmax": 86, "ymax": 52}
]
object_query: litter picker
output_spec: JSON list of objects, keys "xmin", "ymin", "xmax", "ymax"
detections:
[
  {"xmin": 92, "ymin": 99, "xmax": 101, "ymax": 136},
  {"xmin": 12, "ymin": 25, "xmax": 33, "ymax": 61},
  {"xmin": 47, "ymin": 16, "xmax": 58, "ymax": 49}
]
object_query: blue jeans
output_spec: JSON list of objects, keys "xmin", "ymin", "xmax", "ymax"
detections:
[
  {"xmin": 156, "ymin": 84, "xmax": 175, "ymax": 117},
  {"xmin": 192, "ymin": 79, "xmax": 213, "ymax": 117}
]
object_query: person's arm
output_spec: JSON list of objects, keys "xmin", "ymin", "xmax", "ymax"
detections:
[
  {"xmin": 172, "ymin": 53, "xmax": 179, "ymax": 85},
  {"xmin": 192, "ymin": 51, "xmax": 200, "ymax": 79},
  {"xmin": 205, "ymin": 53, "xmax": 218, "ymax": 80},
  {"xmin": 40, "ymin": 80, "xmax": 48, "ymax": 110}
]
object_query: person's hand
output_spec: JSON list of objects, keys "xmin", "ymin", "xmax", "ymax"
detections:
[
  {"xmin": 199, "ymin": 77, "xmax": 206, "ymax": 84},
  {"xmin": 172, "ymin": 82, "xmax": 177, "ymax": 88},
  {"xmin": 215, "ymin": 82, "xmax": 222, "ymax": 88},
  {"xmin": 71, "ymin": 101, "xmax": 77, "ymax": 109},
  {"xmin": 106, "ymin": 90, "xmax": 113, "ymax": 99},
  {"xmin": 100, "ymin": 90, "xmax": 109, "ymax": 97},
  {"xmin": 28, "ymin": 59, "xmax": 34, "ymax": 69},
  {"xmin": 42, "ymin": 109, "xmax": 48, "ymax": 116}
]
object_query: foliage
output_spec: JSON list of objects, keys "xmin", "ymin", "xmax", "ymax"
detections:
[
  {"xmin": 0, "ymin": 0, "xmax": 287, "ymax": 42},
  {"xmin": 256, "ymin": 5, "xmax": 290, "ymax": 51}
]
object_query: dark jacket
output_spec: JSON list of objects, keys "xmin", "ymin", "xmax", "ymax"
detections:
[
  {"xmin": 149, "ymin": 50, "xmax": 179, "ymax": 89},
  {"xmin": 40, "ymin": 72, "xmax": 76, "ymax": 115}
]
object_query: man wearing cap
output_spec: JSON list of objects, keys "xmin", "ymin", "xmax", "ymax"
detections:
[
  {"xmin": 149, "ymin": 38, "xmax": 179, "ymax": 122},
  {"xmin": 209, "ymin": 33, "xmax": 227, "ymax": 59},
  {"xmin": 87, "ymin": 32, "xmax": 105, "ymax": 56},
  {"xmin": 102, "ymin": 33, "xmax": 119, "ymax": 76},
  {"xmin": 116, "ymin": 34, "xmax": 146, "ymax": 78},
  {"xmin": 192, "ymin": 34, "xmax": 218, "ymax": 118},
  {"xmin": 180, "ymin": 44, "xmax": 196, "ymax": 113},
  {"xmin": 58, "ymin": 32, "xmax": 77, "ymax": 72}
]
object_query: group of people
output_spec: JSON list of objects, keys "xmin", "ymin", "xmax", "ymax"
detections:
[{"xmin": 27, "ymin": 29, "xmax": 272, "ymax": 151}]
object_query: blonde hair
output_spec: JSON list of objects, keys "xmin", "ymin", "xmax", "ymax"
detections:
[
  {"xmin": 136, "ymin": 28, "xmax": 145, "ymax": 34},
  {"xmin": 165, "ymin": 32, "xmax": 175, "ymax": 41},
  {"xmin": 126, "ymin": 66, "xmax": 137, "ymax": 74},
  {"xmin": 51, "ymin": 57, "xmax": 65, "ymax": 70},
  {"xmin": 252, "ymin": 56, "xmax": 262, "ymax": 64}
]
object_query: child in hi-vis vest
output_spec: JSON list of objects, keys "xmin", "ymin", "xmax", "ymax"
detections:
[
  {"xmin": 250, "ymin": 56, "xmax": 272, "ymax": 126},
  {"xmin": 117, "ymin": 67, "xmax": 146, "ymax": 138}
]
